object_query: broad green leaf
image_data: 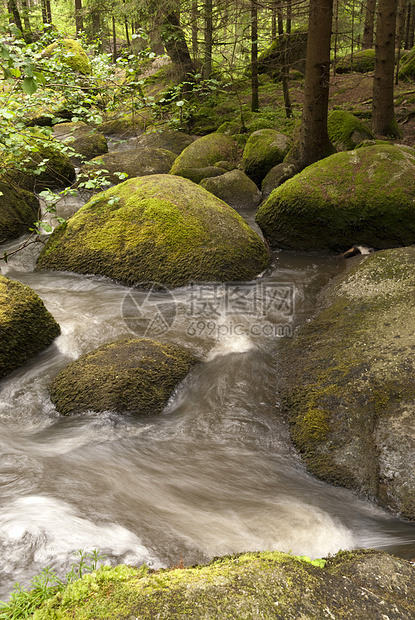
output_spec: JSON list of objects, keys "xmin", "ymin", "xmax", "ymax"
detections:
[{"xmin": 22, "ymin": 77, "xmax": 37, "ymax": 96}]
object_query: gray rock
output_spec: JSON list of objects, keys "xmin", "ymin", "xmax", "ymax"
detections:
[{"xmin": 201, "ymin": 169, "xmax": 262, "ymax": 210}]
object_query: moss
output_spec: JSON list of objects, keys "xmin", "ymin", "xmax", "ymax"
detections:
[
  {"xmin": 256, "ymin": 143, "xmax": 415, "ymax": 252},
  {"xmin": 173, "ymin": 165, "xmax": 227, "ymax": 184},
  {"xmin": 335, "ymin": 49, "xmax": 376, "ymax": 74},
  {"xmin": 242, "ymin": 129, "xmax": 291, "ymax": 187},
  {"xmin": 398, "ymin": 45, "xmax": 415, "ymax": 81},
  {"xmin": 279, "ymin": 247, "xmax": 415, "ymax": 514},
  {"xmin": 49, "ymin": 338, "xmax": 197, "ymax": 416},
  {"xmin": 0, "ymin": 275, "xmax": 60, "ymax": 379},
  {"xmin": 133, "ymin": 131, "xmax": 194, "ymax": 155},
  {"xmin": 32, "ymin": 549, "xmax": 415, "ymax": 619},
  {"xmin": 200, "ymin": 169, "xmax": 262, "ymax": 210},
  {"xmin": 0, "ymin": 182, "xmax": 39, "ymax": 241},
  {"xmin": 42, "ymin": 39, "xmax": 91, "ymax": 75},
  {"xmin": 98, "ymin": 112, "xmax": 152, "ymax": 137},
  {"xmin": 170, "ymin": 133, "xmax": 237, "ymax": 177},
  {"xmin": 36, "ymin": 174, "xmax": 270, "ymax": 288},
  {"xmin": 327, "ymin": 110, "xmax": 373, "ymax": 151}
]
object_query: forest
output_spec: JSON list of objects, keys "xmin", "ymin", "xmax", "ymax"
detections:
[{"xmin": 1, "ymin": 1, "xmax": 415, "ymax": 618}]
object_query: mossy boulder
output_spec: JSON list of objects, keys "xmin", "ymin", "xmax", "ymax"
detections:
[
  {"xmin": 174, "ymin": 165, "xmax": 228, "ymax": 184},
  {"xmin": 258, "ymin": 29, "xmax": 308, "ymax": 78},
  {"xmin": 261, "ymin": 162, "xmax": 297, "ymax": 201},
  {"xmin": 0, "ymin": 275, "xmax": 60, "ymax": 379},
  {"xmin": 32, "ymin": 549, "xmax": 415, "ymax": 619},
  {"xmin": 42, "ymin": 39, "xmax": 91, "ymax": 75},
  {"xmin": 279, "ymin": 247, "xmax": 415, "ymax": 518},
  {"xmin": 49, "ymin": 338, "xmax": 197, "ymax": 416},
  {"xmin": 99, "ymin": 110, "xmax": 153, "ymax": 138},
  {"xmin": 399, "ymin": 45, "xmax": 415, "ymax": 81},
  {"xmin": 327, "ymin": 110, "xmax": 374, "ymax": 151},
  {"xmin": 200, "ymin": 169, "xmax": 262, "ymax": 210},
  {"xmin": 36, "ymin": 174, "xmax": 270, "ymax": 288},
  {"xmin": 335, "ymin": 49, "xmax": 375, "ymax": 74},
  {"xmin": 170, "ymin": 133, "xmax": 237, "ymax": 180},
  {"xmin": 78, "ymin": 148, "xmax": 177, "ymax": 188},
  {"xmin": 3, "ymin": 135, "xmax": 76, "ymax": 192},
  {"xmin": 0, "ymin": 182, "xmax": 39, "ymax": 241},
  {"xmin": 255, "ymin": 144, "xmax": 415, "ymax": 252},
  {"xmin": 132, "ymin": 130, "xmax": 194, "ymax": 155},
  {"xmin": 53, "ymin": 121, "xmax": 108, "ymax": 165},
  {"xmin": 242, "ymin": 129, "xmax": 291, "ymax": 187}
]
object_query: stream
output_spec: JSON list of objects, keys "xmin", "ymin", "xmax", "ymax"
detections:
[{"xmin": 1, "ymin": 198, "xmax": 415, "ymax": 601}]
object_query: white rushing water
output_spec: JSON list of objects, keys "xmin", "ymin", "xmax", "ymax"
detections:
[{"xmin": 1, "ymin": 223, "xmax": 415, "ymax": 600}]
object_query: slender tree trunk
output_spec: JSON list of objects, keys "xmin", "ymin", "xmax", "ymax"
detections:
[
  {"xmin": 160, "ymin": 10, "xmax": 195, "ymax": 84},
  {"xmin": 21, "ymin": 0, "xmax": 32, "ymax": 40},
  {"xmin": 408, "ymin": 0, "xmax": 415, "ymax": 47},
  {"xmin": 395, "ymin": 0, "xmax": 407, "ymax": 82},
  {"xmin": 192, "ymin": 0, "xmax": 199, "ymax": 59},
  {"xmin": 372, "ymin": 0, "xmax": 400, "ymax": 136},
  {"xmin": 333, "ymin": 0, "xmax": 339, "ymax": 75},
  {"xmin": 277, "ymin": 1, "xmax": 292, "ymax": 118},
  {"xmin": 362, "ymin": 0, "xmax": 377, "ymax": 48},
  {"xmin": 112, "ymin": 15, "xmax": 117, "ymax": 62},
  {"xmin": 286, "ymin": 0, "xmax": 292, "ymax": 33},
  {"xmin": 8, "ymin": 0, "xmax": 23, "ymax": 33},
  {"xmin": 204, "ymin": 0, "xmax": 213, "ymax": 78},
  {"xmin": 251, "ymin": 0, "xmax": 259, "ymax": 112},
  {"xmin": 75, "ymin": 0, "xmax": 84, "ymax": 35},
  {"xmin": 298, "ymin": 0, "xmax": 335, "ymax": 169},
  {"xmin": 272, "ymin": 1, "xmax": 277, "ymax": 40}
]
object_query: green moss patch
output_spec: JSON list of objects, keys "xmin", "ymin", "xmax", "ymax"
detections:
[
  {"xmin": 170, "ymin": 133, "xmax": 237, "ymax": 177},
  {"xmin": 398, "ymin": 45, "xmax": 415, "ymax": 81},
  {"xmin": 49, "ymin": 338, "xmax": 197, "ymax": 416},
  {"xmin": 42, "ymin": 39, "xmax": 91, "ymax": 75},
  {"xmin": 36, "ymin": 174, "xmax": 270, "ymax": 288},
  {"xmin": 0, "ymin": 182, "xmax": 39, "ymax": 241},
  {"xmin": 32, "ymin": 549, "xmax": 415, "ymax": 619},
  {"xmin": 280, "ymin": 247, "xmax": 415, "ymax": 517},
  {"xmin": 0, "ymin": 275, "xmax": 60, "ymax": 379},
  {"xmin": 242, "ymin": 129, "xmax": 291, "ymax": 187},
  {"xmin": 256, "ymin": 143, "xmax": 415, "ymax": 252},
  {"xmin": 327, "ymin": 110, "xmax": 373, "ymax": 151},
  {"xmin": 335, "ymin": 49, "xmax": 376, "ymax": 74}
]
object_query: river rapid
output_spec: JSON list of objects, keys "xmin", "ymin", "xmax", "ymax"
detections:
[{"xmin": 1, "ymin": 202, "xmax": 415, "ymax": 600}]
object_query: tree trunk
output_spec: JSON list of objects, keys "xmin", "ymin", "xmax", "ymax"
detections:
[
  {"xmin": 277, "ymin": 1, "xmax": 292, "ymax": 118},
  {"xmin": 395, "ymin": 0, "xmax": 407, "ymax": 82},
  {"xmin": 251, "ymin": 0, "xmax": 259, "ymax": 112},
  {"xmin": 192, "ymin": 0, "xmax": 199, "ymax": 59},
  {"xmin": 8, "ymin": 0, "xmax": 23, "ymax": 33},
  {"xmin": 161, "ymin": 10, "xmax": 195, "ymax": 83},
  {"xmin": 75, "ymin": 0, "xmax": 84, "ymax": 35},
  {"xmin": 362, "ymin": 0, "xmax": 377, "ymax": 49},
  {"xmin": 372, "ymin": 0, "xmax": 401, "ymax": 136},
  {"xmin": 112, "ymin": 15, "xmax": 117, "ymax": 62},
  {"xmin": 21, "ymin": 0, "xmax": 32, "ymax": 40},
  {"xmin": 408, "ymin": 0, "xmax": 415, "ymax": 47},
  {"xmin": 298, "ymin": 0, "xmax": 335, "ymax": 169},
  {"xmin": 204, "ymin": 0, "xmax": 213, "ymax": 78}
]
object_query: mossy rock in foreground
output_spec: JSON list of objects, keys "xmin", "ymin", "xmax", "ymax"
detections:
[
  {"xmin": 0, "ymin": 276, "xmax": 60, "ymax": 379},
  {"xmin": 0, "ymin": 182, "xmax": 39, "ymax": 241},
  {"xmin": 36, "ymin": 174, "xmax": 270, "ymax": 288},
  {"xmin": 280, "ymin": 247, "xmax": 415, "ymax": 518},
  {"xmin": 42, "ymin": 39, "xmax": 91, "ymax": 75},
  {"xmin": 33, "ymin": 549, "xmax": 415, "ymax": 619},
  {"xmin": 327, "ymin": 109, "xmax": 374, "ymax": 151},
  {"xmin": 49, "ymin": 338, "xmax": 197, "ymax": 416},
  {"xmin": 256, "ymin": 144, "xmax": 415, "ymax": 252}
]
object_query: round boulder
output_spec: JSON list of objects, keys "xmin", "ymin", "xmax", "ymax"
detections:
[
  {"xmin": 170, "ymin": 133, "xmax": 237, "ymax": 179},
  {"xmin": 242, "ymin": 129, "xmax": 291, "ymax": 187},
  {"xmin": 261, "ymin": 163, "xmax": 297, "ymax": 201},
  {"xmin": 256, "ymin": 143, "xmax": 415, "ymax": 252},
  {"xmin": 36, "ymin": 174, "xmax": 270, "ymax": 288},
  {"xmin": 49, "ymin": 338, "xmax": 197, "ymax": 416},
  {"xmin": 131, "ymin": 130, "xmax": 194, "ymax": 155},
  {"xmin": 327, "ymin": 110, "xmax": 374, "ymax": 151},
  {"xmin": 0, "ymin": 275, "xmax": 60, "ymax": 379},
  {"xmin": 279, "ymin": 247, "xmax": 415, "ymax": 519},
  {"xmin": 0, "ymin": 183, "xmax": 39, "ymax": 241},
  {"xmin": 200, "ymin": 169, "xmax": 262, "ymax": 210},
  {"xmin": 53, "ymin": 121, "xmax": 108, "ymax": 165},
  {"xmin": 42, "ymin": 39, "xmax": 91, "ymax": 75}
]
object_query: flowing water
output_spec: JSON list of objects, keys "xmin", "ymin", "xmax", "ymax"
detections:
[{"xmin": 1, "ymin": 201, "xmax": 415, "ymax": 600}]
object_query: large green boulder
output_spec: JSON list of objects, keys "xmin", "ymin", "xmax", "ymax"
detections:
[
  {"xmin": 0, "ymin": 182, "xmax": 39, "ymax": 241},
  {"xmin": 256, "ymin": 144, "xmax": 415, "ymax": 252},
  {"xmin": 399, "ymin": 45, "xmax": 415, "ymax": 81},
  {"xmin": 327, "ymin": 110, "xmax": 373, "ymax": 151},
  {"xmin": 49, "ymin": 338, "xmax": 197, "ymax": 416},
  {"xmin": 53, "ymin": 121, "xmax": 108, "ymax": 165},
  {"xmin": 258, "ymin": 29, "xmax": 308, "ymax": 78},
  {"xmin": 32, "ymin": 550, "xmax": 415, "ymax": 619},
  {"xmin": 36, "ymin": 174, "xmax": 270, "ymax": 288},
  {"xmin": 78, "ymin": 148, "xmax": 177, "ymax": 188},
  {"xmin": 0, "ymin": 275, "xmax": 60, "ymax": 379},
  {"xmin": 132, "ymin": 130, "xmax": 194, "ymax": 155},
  {"xmin": 280, "ymin": 247, "xmax": 415, "ymax": 519},
  {"xmin": 42, "ymin": 39, "xmax": 91, "ymax": 75},
  {"xmin": 335, "ymin": 49, "xmax": 375, "ymax": 74},
  {"xmin": 170, "ymin": 133, "xmax": 237, "ymax": 180},
  {"xmin": 242, "ymin": 129, "xmax": 291, "ymax": 187}
]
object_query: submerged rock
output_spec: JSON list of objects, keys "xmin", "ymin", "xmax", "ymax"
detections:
[
  {"xmin": 170, "ymin": 133, "xmax": 237, "ymax": 179},
  {"xmin": 32, "ymin": 549, "xmax": 415, "ymax": 619},
  {"xmin": 49, "ymin": 338, "xmax": 197, "ymax": 416},
  {"xmin": 78, "ymin": 147, "xmax": 177, "ymax": 187},
  {"xmin": 200, "ymin": 169, "xmax": 262, "ymax": 210},
  {"xmin": 280, "ymin": 247, "xmax": 415, "ymax": 518},
  {"xmin": 0, "ymin": 275, "xmax": 60, "ymax": 379},
  {"xmin": 36, "ymin": 174, "xmax": 270, "ymax": 288},
  {"xmin": 256, "ymin": 144, "xmax": 415, "ymax": 252},
  {"xmin": 0, "ymin": 183, "xmax": 39, "ymax": 241},
  {"xmin": 242, "ymin": 129, "xmax": 291, "ymax": 187}
]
